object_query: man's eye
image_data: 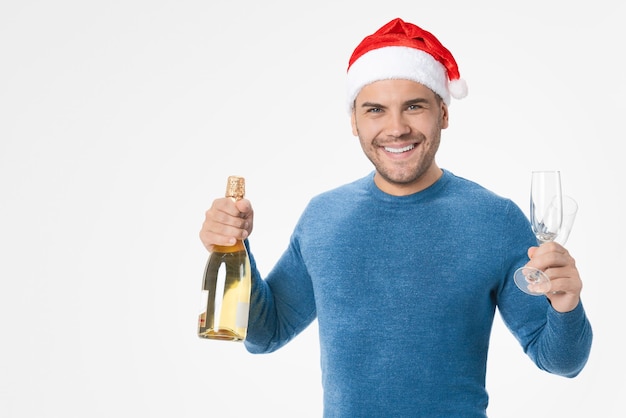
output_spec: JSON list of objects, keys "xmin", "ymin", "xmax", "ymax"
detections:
[
  {"xmin": 367, "ymin": 107, "xmax": 382, "ymax": 113},
  {"xmin": 407, "ymin": 104, "xmax": 423, "ymax": 110}
]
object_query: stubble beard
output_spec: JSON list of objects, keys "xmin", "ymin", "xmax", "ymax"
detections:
[{"xmin": 366, "ymin": 131, "xmax": 441, "ymax": 187}]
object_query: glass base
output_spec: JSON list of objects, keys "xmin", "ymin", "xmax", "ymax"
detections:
[{"xmin": 514, "ymin": 266, "xmax": 551, "ymax": 296}]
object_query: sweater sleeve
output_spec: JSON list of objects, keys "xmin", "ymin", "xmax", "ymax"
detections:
[
  {"xmin": 528, "ymin": 302, "xmax": 593, "ymax": 377},
  {"xmin": 496, "ymin": 201, "xmax": 593, "ymax": 378},
  {"xmin": 243, "ymin": 236, "xmax": 317, "ymax": 354}
]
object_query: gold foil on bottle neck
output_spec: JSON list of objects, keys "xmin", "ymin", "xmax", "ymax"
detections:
[{"xmin": 225, "ymin": 176, "xmax": 245, "ymax": 200}]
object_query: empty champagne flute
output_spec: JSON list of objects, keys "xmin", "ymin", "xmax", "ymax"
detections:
[{"xmin": 514, "ymin": 171, "xmax": 564, "ymax": 295}]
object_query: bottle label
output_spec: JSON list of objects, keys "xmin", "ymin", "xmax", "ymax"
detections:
[
  {"xmin": 236, "ymin": 302, "xmax": 250, "ymax": 328},
  {"xmin": 198, "ymin": 289, "xmax": 209, "ymax": 314}
]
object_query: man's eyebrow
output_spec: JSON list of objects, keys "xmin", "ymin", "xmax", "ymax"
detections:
[
  {"xmin": 359, "ymin": 97, "xmax": 430, "ymax": 109},
  {"xmin": 404, "ymin": 97, "xmax": 429, "ymax": 106},
  {"xmin": 359, "ymin": 101, "xmax": 385, "ymax": 109}
]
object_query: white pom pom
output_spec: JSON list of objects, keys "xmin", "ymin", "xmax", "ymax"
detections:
[{"xmin": 449, "ymin": 78, "xmax": 468, "ymax": 99}]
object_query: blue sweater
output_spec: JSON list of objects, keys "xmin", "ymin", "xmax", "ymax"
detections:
[{"xmin": 244, "ymin": 170, "xmax": 592, "ymax": 417}]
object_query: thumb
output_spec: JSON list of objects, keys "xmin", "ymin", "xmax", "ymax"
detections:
[{"xmin": 235, "ymin": 198, "xmax": 253, "ymax": 217}]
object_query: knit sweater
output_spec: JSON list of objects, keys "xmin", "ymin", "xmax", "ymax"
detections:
[{"xmin": 244, "ymin": 169, "xmax": 592, "ymax": 417}]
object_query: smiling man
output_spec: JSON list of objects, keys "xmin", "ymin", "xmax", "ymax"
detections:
[
  {"xmin": 351, "ymin": 79, "xmax": 447, "ymax": 196},
  {"xmin": 199, "ymin": 18, "xmax": 593, "ymax": 417}
]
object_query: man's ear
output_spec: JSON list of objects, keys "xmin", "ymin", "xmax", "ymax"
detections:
[{"xmin": 441, "ymin": 102, "xmax": 449, "ymax": 130}]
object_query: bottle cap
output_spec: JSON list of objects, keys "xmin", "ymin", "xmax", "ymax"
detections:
[{"xmin": 225, "ymin": 176, "xmax": 245, "ymax": 199}]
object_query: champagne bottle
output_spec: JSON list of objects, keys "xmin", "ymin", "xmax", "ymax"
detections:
[{"xmin": 198, "ymin": 176, "xmax": 252, "ymax": 341}]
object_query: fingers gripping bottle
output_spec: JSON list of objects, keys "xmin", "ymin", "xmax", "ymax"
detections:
[{"xmin": 198, "ymin": 176, "xmax": 251, "ymax": 341}]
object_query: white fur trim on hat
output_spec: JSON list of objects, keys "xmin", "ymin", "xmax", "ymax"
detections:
[{"xmin": 346, "ymin": 46, "xmax": 450, "ymax": 112}]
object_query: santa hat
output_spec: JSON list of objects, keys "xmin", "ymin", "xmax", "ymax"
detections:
[{"xmin": 346, "ymin": 18, "xmax": 468, "ymax": 111}]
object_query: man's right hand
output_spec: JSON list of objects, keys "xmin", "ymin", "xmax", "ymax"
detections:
[{"xmin": 199, "ymin": 197, "xmax": 254, "ymax": 252}]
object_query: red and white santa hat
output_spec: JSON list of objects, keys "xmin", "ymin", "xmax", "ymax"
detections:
[{"xmin": 346, "ymin": 18, "xmax": 468, "ymax": 111}]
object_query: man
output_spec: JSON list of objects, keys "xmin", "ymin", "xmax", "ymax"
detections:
[{"xmin": 199, "ymin": 18, "xmax": 592, "ymax": 417}]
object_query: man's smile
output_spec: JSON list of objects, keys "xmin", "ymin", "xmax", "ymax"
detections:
[{"xmin": 383, "ymin": 143, "xmax": 416, "ymax": 154}]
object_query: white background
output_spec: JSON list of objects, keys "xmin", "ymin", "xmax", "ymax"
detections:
[{"xmin": 1, "ymin": 1, "xmax": 624, "ymax": 417}]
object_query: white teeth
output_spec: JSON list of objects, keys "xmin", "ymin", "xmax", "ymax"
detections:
[{"xmin": 384, "ymin": 144, "xmax": 415, "ymax": 153}]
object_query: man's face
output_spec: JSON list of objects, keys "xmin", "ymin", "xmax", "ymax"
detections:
[{"xmin": 351, "ymin": 79, "xmax": 448, "ymax": 196}]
